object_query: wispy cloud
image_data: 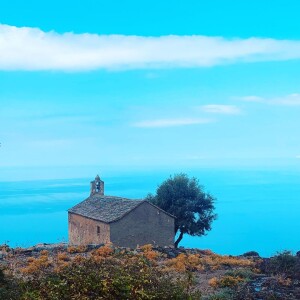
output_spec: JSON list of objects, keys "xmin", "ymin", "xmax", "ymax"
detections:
[
  {"xmin": 133, "ymin": 118, "xmax": 213, "ymax": 128},
  {"xmin": 200, "ymin": 104, "xmax": 241, "ymax": 114},
  {"xmin": 238, "ymin": 93, "xmax": 300, "ymax": 106},
  {"xmin": 3, "ymin": 24, "xmax": 300, "ymax": 71},
  {"xmin": 238, "ymin": 96, "xmax": 265, "ymax": 103}
]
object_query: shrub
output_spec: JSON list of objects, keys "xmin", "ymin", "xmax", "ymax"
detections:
[
  {"xmin": 208, "ymin": 277, "xmax": 218, "ymax": 288},
  {"xmin": 139, "ymin": 244, "xmax": 159, "ymax": 261},
  {"xmin": 72, "ymin": 254, "xmax": 84, "ymax": 264},
  {"xmin": 209, "ymin": 275, "xmax": 245, "ymax": 289},
  {"xmin": 200, "ymin": 254, "xmax": 253, "ymax": 271},
  {"xmin": 267, "ymin": 251, "xmax": 299, "ymax": 277},
  {"xmin": 92, "ymin": 244, "xmax": 114, "ymax": 260},
  {"xmin": 21, "ymin": 256, "xmax": 201, "ymax": 299},
  {"xmin": 225, "ymin": 268, "xmax": 255, "ymax": 280},
  {"xmin": 165, "ymin": 253, "xmax": 253, "ymax": 273},
  {"xmin": 206, "ymin": 288, "xmax": 234, "ymax": 300},
  {"xmin": 242, "ymin": 251, "xmax": 260, "ymax": 257},
  {"xmin": 0, "ymin": 268, "xmax": 21, "ymax": 300},
  {"xmin": 40, "ymin": 250, "xmax": 49, "ymax": 256},
  {"xmin": 0, "ymin": 268, "xmax": 4, "ymax": 284},
  {"xmin": 216, "ymin": 275, "xmax": 245, "ymax": 288},
  {"xmin": 275, "ymin": 275, "xmax": 292, "ymax": 286},
  {"xmin": 165, "ymin": 253, "xmax": 188, "ymax": 271},
  {"xmin": 57, "ymin": 252, "xmax": 69, "ymax": 261},
  {"xmin": 21, "ymin": 253, "xmax": 51, "ymax": 275},
  {"xmin": 67, "ymin": 245, "xmax": 87, "ymax": 254}
]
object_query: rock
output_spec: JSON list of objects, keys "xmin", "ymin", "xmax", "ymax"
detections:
[
  {"xmin": 23, "ymin": 249, "xmax": 34, "ymax": 255},
  {"xmin": 296, "ymin": 251, "xmax": 300, "ymax": 258},
  {"xmin": 86, "ymin": 243, "xmax": 104, "ymax": 251},
  {"xmin": 168, "ymin": 251, "xmax": 176, "ymax": 258}
]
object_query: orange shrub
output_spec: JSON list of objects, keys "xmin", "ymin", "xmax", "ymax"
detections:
[
  {"xmin": 140, "ymin": 244, "xmax": 153, "ymax": 252},
  {"xmin": 200, "ymin": 254, "xmax": 253, "ymax": 270},
  {"xmin": 57, "ymin": 252, "xmax": 69, "ymax": 261},
  {"xmin": 54, "ymin": 261, "xmax": 70, "ymax": 273},
  {"xmin": 21, "ymin": 254, "xmax": 51, "ymax": 274},
  {"xmin": 40, "ymin": 250, "xmax": 49, "ymax": 256},
  {"xmin": 165, "ymin": 253, "xmax": 204, "ymax": 272},
  {"xmin": 144, "ymin": 250, "xmax": 159, "ymax": 261},
  {"xmin": 27, "ymin": 257, "xmax": 35, "ymax": 263},
  {"xmin": 164, "ymin": 252, "xmax": 253, "ymax": 272},
  {"xmin": 165, "ymin": 254, "xmax": 188, "ymax": 272},
  {"xmin": 209, "ymin": 275, "xmax": 245, "ymax": 288},
  {"xmin": 92, "ymin": 244, "xmax": 114, "ymax": 259},
  {"xmin": 67, "ymin": 245, "xmax": 87, "ymax": 254},
  {"xmin": 208, "ymin": 277, "xmax": 218, "ymax": 288},
  {"xmin": 139, "ymin": 244, "xmax": 159, "ymax": 261},
  {"xmin": 215, "ymin": 275, "xmax": 245, "ymax": 288},
  {"xmin": 276, "ymin": 275, "xmax": 292, "ymax": 286},
  {"xmin": 73, "ymin": 254, "xmax": 85, "ymax": 264}
]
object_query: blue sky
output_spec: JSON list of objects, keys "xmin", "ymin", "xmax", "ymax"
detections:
[{"xmin": 1, "ymin": 0, "xmax": 300, "ymax": 180}]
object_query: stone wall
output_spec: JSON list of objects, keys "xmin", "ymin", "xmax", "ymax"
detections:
[
  {"xmin": 110, "ymin": 202, "xmax": 174, "ymax": 248},
  {"xmin": 68, "ymin": 213, "xmax": 110, "ymax": 245}
]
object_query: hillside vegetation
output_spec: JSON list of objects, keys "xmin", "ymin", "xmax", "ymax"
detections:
[{"xmin": 1, "ymin": 244, "xmax": 300, "ymax": 299}]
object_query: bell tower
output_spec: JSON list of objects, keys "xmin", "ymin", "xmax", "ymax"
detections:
[{"xmin": 90, "ymin": 175, "xmax": 104, "ymax": 196}]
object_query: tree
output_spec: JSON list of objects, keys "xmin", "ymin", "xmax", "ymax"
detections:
[{"xmin": 146, "ymin": 173, "xmax": 217, "ymax": 248}]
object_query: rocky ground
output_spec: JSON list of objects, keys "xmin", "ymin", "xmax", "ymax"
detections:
[{"xmin": 1, "ymin": 243, "xmax": 300, "ymax": 299}]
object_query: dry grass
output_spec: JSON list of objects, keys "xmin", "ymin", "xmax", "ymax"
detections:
[
  {"xmin": 21, "ymin": 253, "xmax": 51, "ymax": 275},
  {"xmin": 67, "ymin": 245, "xmax": 87, "ymax": 253},
  {"xmin": 164, "ymin": 253, "xmax": 254, "ymax": 272},
  {"xmin": 139, "ymin": 244, "xmax": 160, "ymax": 261}
]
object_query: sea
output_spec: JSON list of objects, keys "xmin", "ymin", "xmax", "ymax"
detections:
[{"xmin": 1, "ymin": 168, "xmax": 300, "ymax": 257}]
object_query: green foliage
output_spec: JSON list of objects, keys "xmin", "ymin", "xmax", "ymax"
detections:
[
  {"xmin": 0, "ymin": 268, "xmax": 21, "ymax": 300},
  {"xmin": 0, "ymin": 268, "xmax": 4, "ymax": 284},
  {"xmin": 267, "ymin": 251, "xmax": 299, "ymax": 277},
  {"xmin": 242, "ymin": 251, "xmax": 260, "ymax": 257},
  {"xmin": 16, "ymin": 255, "xmax": 201, "ymax": 299},
  {"xmin": 205, "ymin": 288, "xmax": 234, "ymax": 300},
  {"xmin": 224, "ymin": 268, "xmax": 255, "ymax": 280},
  {"xmin": 147, "ymin": 173, "xmax": 217, "ymax": 247}
]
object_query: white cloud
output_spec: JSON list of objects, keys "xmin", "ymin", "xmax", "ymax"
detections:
[
  {"xmin": 201, "ymin": 104, "xmax": 241, "ymax": 114},
  {"xmin": 238, "ymin": 93, "xmax": 300, "ymax": 106},
  {"xmin": 3, "ymin": 24, "xmax": 300, "ymax": 71},
  {"xmin": 238, "ymin": 96, "xmax": 265, "ymax": 102},
  {"xmin": 133, "ymin": 118, "xmax": 213, "ymax": 128}
]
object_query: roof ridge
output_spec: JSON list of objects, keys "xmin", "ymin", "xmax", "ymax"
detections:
[
  {"xmin": 101, "ymin": 195, "xmax": 143, "ymax": 201},
  {"xmin": 88, "ymin": 194, "xmax": 143, "ymax": 202}
]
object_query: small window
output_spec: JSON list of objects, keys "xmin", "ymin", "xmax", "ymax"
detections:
[{"xmin": 97, "ymin": 226, "xmax": 100, "ymax": 236}]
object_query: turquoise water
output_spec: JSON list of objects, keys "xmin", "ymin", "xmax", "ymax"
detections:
[{"xmin": 1, "ymin": 169, "xmax": 300, "ymax": 257}]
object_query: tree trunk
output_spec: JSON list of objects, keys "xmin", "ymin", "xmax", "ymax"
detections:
[{"xmin": 174, "ymin": 231, "xmax": 184, "ymax": 248}]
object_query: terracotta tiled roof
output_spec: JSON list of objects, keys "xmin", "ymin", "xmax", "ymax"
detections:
[{"xmin": 68, "ymin": 195, "xmax": 144, "ymax": 223}]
